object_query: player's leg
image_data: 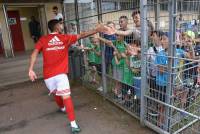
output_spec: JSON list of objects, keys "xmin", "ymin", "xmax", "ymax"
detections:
[
  {"xmin": 45, "ymin": 77, "xmax": 65, "ymax": 112},
  {"xmin": 54, "ymin": 94, "xmax": 65, "ymax": 112},
  {"xmin": 55, "ymin": 74, "xmax": 81, "ymax": 133},
  {"xmin": 62, "ymin": 95, "xmax": 80, "ymax": 129}
]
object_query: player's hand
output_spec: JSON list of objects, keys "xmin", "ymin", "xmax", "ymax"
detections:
[
  {"xmin": 29, "ymin": 70, "xmax": 37, "ymax": 82},
  {"xmin": 103, "ymin": 25, "xmax": 116, "ymax": 35},
  {"xmin": 95, "ymin": 23, "xmax": 107, "ymax": 33}
]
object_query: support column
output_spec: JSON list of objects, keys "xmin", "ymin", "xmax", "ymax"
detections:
[
  {"xmin": 74, "ymin": 0, "xmax": 80, "ymax": 33},
  {"xmin": 166, "ymin": 0, "xmax": 177, "ymax": 132},
  {"xmin": 140, "ymin": 0, "xmax": 148, "ymax": 125},
  {"xmin": 97, "ymin": 0, "xmax": 107, "ymax": 94},
  {"xmin": 155, "ymin": 0, "xmax": 160, "ymax": 30}
]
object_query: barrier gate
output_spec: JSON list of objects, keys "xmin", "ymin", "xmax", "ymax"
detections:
[{"xmin": 64, "ymin": 0, "xmax": 200, "ymax": 133}]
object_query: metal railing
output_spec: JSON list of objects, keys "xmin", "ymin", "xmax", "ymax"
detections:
[{"xmin": 64, "ymin": 0, "xmax": 200, "ymax": 133}]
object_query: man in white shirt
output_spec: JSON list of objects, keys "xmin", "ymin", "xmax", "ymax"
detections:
[{"xmin": 52, "ymin": 6, "xmax": 63, "ymax": 21}]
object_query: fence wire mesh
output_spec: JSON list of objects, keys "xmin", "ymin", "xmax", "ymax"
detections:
[{"xmin": 63, "ymin": 0, "xmax": 200, "ymax": 133}]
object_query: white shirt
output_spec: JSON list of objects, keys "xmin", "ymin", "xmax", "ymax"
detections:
[
  {"xmin": 147, "ymin": 45, "xmax": 163, "ymax": 77},
  {"xmin": 54, "ymin": 13, "xmax": 63, "ymax": 20},
  {"xmin": 147, "ymin": 45, "xmax": 163, "ymax": 62}
]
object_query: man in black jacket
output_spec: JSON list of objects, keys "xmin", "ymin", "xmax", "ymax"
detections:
[{"xmin": 29, "ymin": 16, "xmax": 41, "ymax": 43}]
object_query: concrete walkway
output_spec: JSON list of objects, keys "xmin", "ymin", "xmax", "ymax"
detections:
[
  {"xmin": 0, "ymin": 53, "xmax": 43, "ymax": 87},
  {"xmin": 0, "ymin": 81, "xmax": 155, "ymax": 134}
]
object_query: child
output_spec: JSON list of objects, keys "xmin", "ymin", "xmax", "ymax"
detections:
[
  {"xmin": 128, "ymin": 40, "xmax": 141, "ymax": 100},
  {"xmin": 83, "ymin": 37, "xmax": 98, "ymax": 84},
  {"xmin": 28, "ymin": 19, "xmax": 105, "ymax": 134},
  {"xmin": 155, "ymin": 32, "xmax": 194, "ymax": 127},
  {"xmin": 98, "ymin": 34, "xmax": 126, "ymax": 99},
  {"xmin": 82, "ymin": 36, "xmax": 102, "ymax": 86},
  {"xmin": 92, "ymin": 37, "xmax": 102, "ymax": 84}
]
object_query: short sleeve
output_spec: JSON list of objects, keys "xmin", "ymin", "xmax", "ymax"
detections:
[
  {"xmin": 181, "ymin": 49, "xmax": 187, "ymax": 58},
  {"xmin": 147, "ymin": 47, "xmax": 153, "ymax": 60},
  {"xmin": 35, "ymin": 38, "xmax": 43, "ymax": 52},
  {"xmin": 177, "ymin": 49, "xmax": 186, "ymax": 58},
  {"xmin": 65, "ymin": 34, "xmax": 78, "ymax": 47},
  {"xmin": 155, "ymin": 52, "xmax": 168, "ymax": 65},
  {"xmin": 155, "ymin": 55, "xmax": 159, "ymax": 65}
]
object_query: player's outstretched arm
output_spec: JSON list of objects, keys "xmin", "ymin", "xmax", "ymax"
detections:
[
  {"xmin": 28, "ymin": 49, "xmax": 39, "ymax": 82},
  {"xmin": 77, "ymin": 23, "xmax": 106, "ymax": 40}
]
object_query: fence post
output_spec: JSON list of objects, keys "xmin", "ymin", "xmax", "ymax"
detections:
[
  {"xmin": 74, "ymin": 0, "xmax": 80, "ymax": 34},
  {"xmin": 155, "ymin": 0, "xmax": 160, "ymax": 30},
  {"xmin": 166, "ymin": 0, "xmax": 177, "ymax": 132},
  {"xmin": 97, "ymin": 0, "xmax": 107, "ymax": 94},
  {"xmin": 140, "ymin": 0, "xmax": 148, "ymax": 126}
]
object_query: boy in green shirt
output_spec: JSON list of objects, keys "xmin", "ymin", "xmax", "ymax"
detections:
[
  {"xmin": 98, "ymin": 34, "xmax": 126, "ymax": 99},
  {"xmin": 126, "ymin": 40, "xmax": 141, "ymax": 100},
  {"xmin": 83, "ymin": 36, "xmax": 102, "ymax": 84}
]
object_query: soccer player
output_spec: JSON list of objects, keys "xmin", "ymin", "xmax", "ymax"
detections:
[{"xmin": 28, "ymin": 19, "xmax": 105, "ymax": 134}]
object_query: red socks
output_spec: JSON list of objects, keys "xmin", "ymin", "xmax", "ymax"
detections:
[
  {"xmin": 54, "ymin": 95, "xmax": 76, "ymax": 122},
  {"xmin": 54, "ymin": 95, "xmax": 64, "ymax": 108},
  {"xmin": 63, "ymin": 96, "xmax": 75, "ymax": 121}
]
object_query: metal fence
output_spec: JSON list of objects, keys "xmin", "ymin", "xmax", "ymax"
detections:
[{"xmin": 63, "ymin": 0, "xmax": 200, "ymax": 133}]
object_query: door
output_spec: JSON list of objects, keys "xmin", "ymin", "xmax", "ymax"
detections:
[{"xmin": 7, "ymin": 10, "xmax": 25, "ymax": 52}]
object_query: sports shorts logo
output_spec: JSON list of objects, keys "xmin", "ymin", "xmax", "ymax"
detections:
[{"xmin": 48, "ymin": 36, "xmax": 63, "ymax": 46}]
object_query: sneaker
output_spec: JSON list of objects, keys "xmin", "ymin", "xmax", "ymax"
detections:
[
  {"xmin": 60, "ymin": 107, "xmax": 66, "ymax": 113},
  {"xmin": 134, "ymin": 95, "xmax": 137, "ymax": 100},
  {"xmin": 97, "ymin": 86, "xmax": 103, "ymax": 92},
  {"xmin": 71, "ymin": 125, "xmax": 81, "ymax": 134}
]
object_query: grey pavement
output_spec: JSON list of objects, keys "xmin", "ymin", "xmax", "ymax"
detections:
[
  {"xmin": 0, "ymin": 81, "xmax": 155, "ymax": 134},
  {"xmin": 0, "ymin": 53, "xmax": 43, "ymax": 87}
]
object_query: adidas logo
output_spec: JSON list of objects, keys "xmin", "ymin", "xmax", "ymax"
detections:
[{"xmin": 48, "ymin": 36, "xmax": 63, "ymax": 46}]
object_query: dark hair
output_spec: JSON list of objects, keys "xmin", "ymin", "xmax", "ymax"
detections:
[
  {"xmin": 151, "ymin": 30, "xmax": 164, "ymax": 37},
  {"xmin": 53, "ymin": 6, "xmax": 58, "ymax": 10},
  {"xmin": 31, "ymin": 16, "xmax": 35, "ymax": 20},
  {"xmin": 48, "ymin": 19, "xmax": 60, "ymax": 32},
  {"xmin": 133, "ymin": 40, "xmax": 141, "ymax": 46},
  {"xmin": 119, "ymin": 15, "xmax": 128, "ymax": 20},
  {"xmin": 132, "ymin": 10, "xmax": 140, "ymax": 17}
]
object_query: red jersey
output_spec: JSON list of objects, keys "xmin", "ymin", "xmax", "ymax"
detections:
[{"xmin": 35, "ymin": 33, "xmax": 77, "ymax": 79}]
